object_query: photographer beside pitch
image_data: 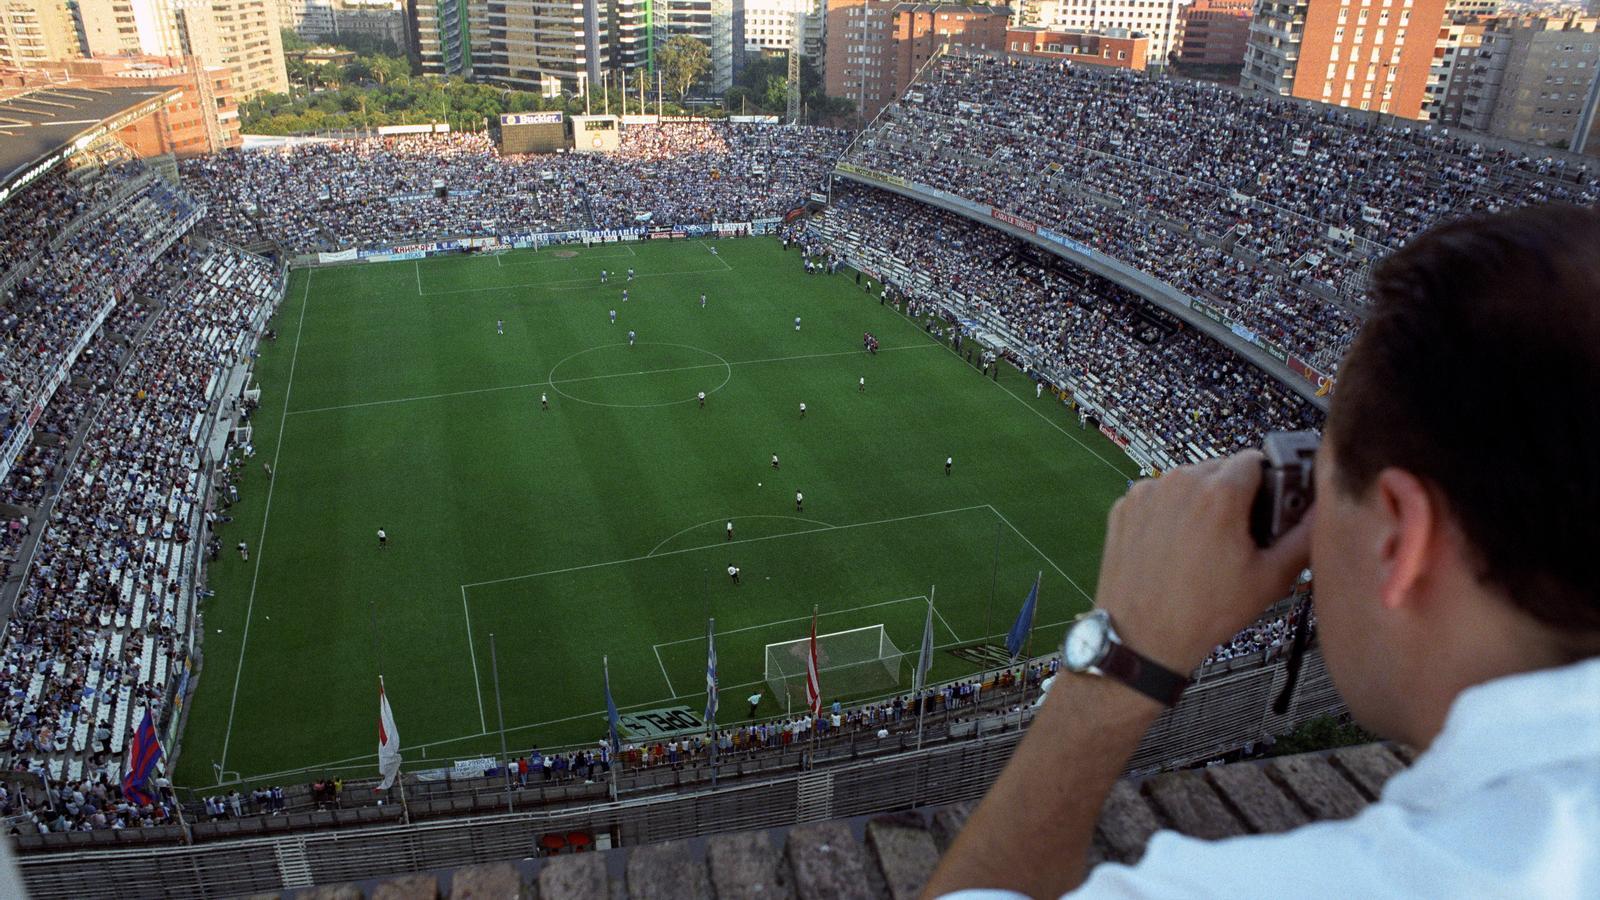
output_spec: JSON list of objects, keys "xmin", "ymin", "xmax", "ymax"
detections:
[{"xmin": 926, "ymin": 204, "xmax": 1600, "ymax": 898}]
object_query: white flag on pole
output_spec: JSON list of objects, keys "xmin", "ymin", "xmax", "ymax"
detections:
[{"xmin": 377, "ymin": 676, "xmax": 402, "ymax": 790}]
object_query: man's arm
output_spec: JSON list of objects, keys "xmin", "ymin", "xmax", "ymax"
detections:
[{"xmin": 924, "ymin": 452, "xmax": 1313, "ymax": 899}]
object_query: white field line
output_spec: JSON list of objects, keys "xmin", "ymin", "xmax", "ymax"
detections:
[
  {"xmin": 653, "ymin": 645, "xmax": 677, "ymax": 696},
  {"xmin": 651, "ymin": 595, "xmax": 929, "ymax": 650},
  {"xmin": 692, "ymin": 240, "xmax": 735, "ymax": 271},
  {"xmin": 231, "ymin": 616, "xmax": 1078, "ymax": 782},
  {"xmin": 419, "ymin": 266, "xmax": 731, "ymax": 296},
  {"xmin": 985, "ymin": 504, "xmax": 1094, "ymax": 604},
  {"xmin": 286, "ymin": 344, "xmax": 939, "ymax": 417},
  {"xmin": 645, "ymin": 515, "xmax": 835, "ymax": 558},
  {"xmin": 218, "ymin": 270, "xmax": 312, "ymax": 772},
  {"xmin": 462, "ymin": 505, "xmax": 991, "ymax": 590},
  {"xmin": 891, "ymin": 301, "xmax": 1130, "ymax": 480},
  {"xmin": 460, "ymin": 586, "xmax": 488, "ymax": 733},
  {"xmin": 932, "ymin": 602, "xmax": 962, "ymax": 643},
  {"xmin": 415, "ymin": 260, "xmax": 422, "ymax": 295}
]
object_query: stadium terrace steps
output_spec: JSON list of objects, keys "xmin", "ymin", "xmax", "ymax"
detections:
[{"xmin": 259, "ymin": 743, "xmax": 1408, "ymax": 900}]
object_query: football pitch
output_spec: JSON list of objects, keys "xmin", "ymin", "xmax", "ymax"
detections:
[{"xmin": 175, "ymin": 237, "xmax": 1140, "ymax": 786}]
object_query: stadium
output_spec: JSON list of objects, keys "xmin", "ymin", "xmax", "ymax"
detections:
[{"xmin": 0, "ymin": 47, "xmax": 1594, "ymax": 900}]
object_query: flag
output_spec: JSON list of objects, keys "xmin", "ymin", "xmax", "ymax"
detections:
[
  {"xmin": 604, "ymin": 656, "xmax": 622, "ymax": 756},
  {"xmin": 804, "ymin": 608, "xmax": 822, "ymax": 718},
  {"xmin": 377, "ymin": 676, "xmax": 401, "ymax": 790},
  {"xmin": 122, "ymin": 709, "xmax": 163, "ymax": 806},
  {"xmin": 704, "ymin": 618, "xmax": 719, "ymax": 728},
  {"xmin": 914, "ymin": 595, "xmax": 935, "ymax": 695},
  {"xmin": 1005, "ymin": 573, "xmax": 1041, "ymax": 661}
]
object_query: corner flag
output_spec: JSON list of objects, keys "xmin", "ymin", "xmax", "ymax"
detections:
[
  {"xmin": 604, "ymin": 655, "xmax": 622, "ymax": 756},
  {"xmin": 122, "ymin": 709, "xmax": 162, "ymax": 806},
  {"xmin": 805, "ymin": 607, "xmax": 822, "ymax": 718},
  {"xmin": 1005, "ymin": 573, "xmax": 1041, "ymax": 661},
  {"xmin": 377, "ymin": 676, "xmax": 402, "ymax": 790},
  {"xmin": 705, "ymin": 618, "xmax": 719, "ymax": 728}
]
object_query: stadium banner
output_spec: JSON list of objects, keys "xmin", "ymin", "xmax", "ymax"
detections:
[
  {"xmin": 1287, "ymin": 355, "xmax": 1336, "ymax": 397},
  {"xmin": 809, "ymin": 192, "xmax": 828, "ymax": 205},
  {"xmin": 682, "ymin": 224, "xmax": 713, "ymax": 237},
  {"xmin": 660, "ymin": 115, "xmax": 713, "ymax": 123},
  {"xmin": 1036, "ymin": 226, "xmax": 1096, "ymax": 261},
  {"xmin": 499, "ymin": 111, "xmax": 563, "ymax": 126},
  {"xmin": 1192, "ymin": 300, "xmax": 1225, "ymax": 325},
  {"xmin": 391, "ymin": 242, "xmax": 438, "ymax": 255},
  {"xmin": 318, "ymin": 248, "xmax": 358, "ymax": 264},
  {"xmin": 990, "ymin": 208, "xmax": 1038, "ymax": 234},
  {"xmin": 1099, "ymin": 423, "xmax": 1131, "ymax": 450},
  {"xmin": 1230, "ymin": 322, "xmax": 1258, "ymax": 344},
  {"xmin": 620, "ymin": 114, "xmax": 660, "ymax": 126},
  {"xmin": 728, "ymin": 115, "xmax": 782, "ymax": 124},
  {"xmin": 751, "ymin": 217, "xmax": 782, "ymax": 235},
  {"xmin": 363, "ymin": 252, "xmax": 396, "ymax": 264},
  {"xmin": 1264, "ymin": 341, "xmax": 1289, "ymax": 363},
  {"xmin": 617, "ymin": 706, "xmax": 706, "ymax": 740},
  {"xmin": 449, "ymin": 757, "xmax": 499, "ymax": 778},
  {"xmin": 834, "ymin": 162, "xmax": 910, "ymax": 190},
  {"xmin": 385, "ymin": 192, "xmax": 434, "ymax": 204}
]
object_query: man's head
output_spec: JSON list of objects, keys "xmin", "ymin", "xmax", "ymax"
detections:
[{"xmin": 1312, "ymin": 203, "xmax": 1600, "ymax": 744}]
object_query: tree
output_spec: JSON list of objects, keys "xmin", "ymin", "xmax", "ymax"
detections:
[{"xmin": 659, "ymin": 35, "xmax": 711, "ymax": 100}]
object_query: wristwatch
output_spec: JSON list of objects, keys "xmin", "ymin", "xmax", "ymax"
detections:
[{"xmin": 1062, "ymin": 610, "xmax": 1191, "ymax": 707}]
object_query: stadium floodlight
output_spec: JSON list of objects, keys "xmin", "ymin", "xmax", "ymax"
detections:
[{"xmin": 764, "ymin": 623, "xmax": 904, "ymax": 712}]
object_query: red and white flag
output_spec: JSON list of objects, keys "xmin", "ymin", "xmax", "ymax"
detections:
[
  {"xmin": 805, "ymin": 608, "xmax": 822, "ymax": 719},
  {"xmin": 377, "ymin": 676, "xmax": 402, "ymax": 790}
]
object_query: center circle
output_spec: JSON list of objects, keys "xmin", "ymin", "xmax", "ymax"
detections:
[{"xmin": 546, "ymin": 343, "xmax": 733, "ymax": 409}]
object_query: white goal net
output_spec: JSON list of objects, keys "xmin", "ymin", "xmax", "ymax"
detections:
[{"xmin": 763, "ymin": 624, "xmax": 905, "ymax": 711}]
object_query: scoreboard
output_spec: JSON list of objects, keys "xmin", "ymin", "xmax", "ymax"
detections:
[{"xmin": 499, "ymin": 112, "xmax": 567, "ymax": 155}]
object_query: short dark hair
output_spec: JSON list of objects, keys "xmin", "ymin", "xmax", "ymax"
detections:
[{"xmin": 1329, "ymin": 203, "xmax": 1600, "ymax": 635}]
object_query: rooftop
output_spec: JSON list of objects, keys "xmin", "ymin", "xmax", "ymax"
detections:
[{"xmin": 0, "ymin": 85, "xmax": 172, "ymax": 202}]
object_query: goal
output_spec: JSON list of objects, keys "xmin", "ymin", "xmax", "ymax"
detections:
[{"xmin": 763, "ymin": 624, "xmax": 905, "ymax": 712}]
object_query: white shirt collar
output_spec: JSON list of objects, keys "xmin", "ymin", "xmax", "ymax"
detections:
[{"xmin": 1384, "ymin": 655, "xmax": 1600, "ymax": 811}]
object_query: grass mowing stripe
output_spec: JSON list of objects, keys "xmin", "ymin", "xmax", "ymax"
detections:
[
  {"xmin": 285, "ymin": 345, "xmax": 941, "ymax": 416},
  {"xmin": 460, "ymin": 504, "xmax": 992, "ymax": 590},
  {"xmin": 218, "ymin": 270, "xmax": 312, "ymax": 773}
]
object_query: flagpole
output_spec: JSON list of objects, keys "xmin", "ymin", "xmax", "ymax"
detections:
[
  {"xmin": 808, "ymin": 604, "xmax": 819, "ymax": 770},
  {"xmin": 1018, "ymin": 571, "xmax": 1041, "ymax": 733},
  {"xmin": 916, "ymin": 587, "xmax": 934, "ymax": 750},
  {"xmin": 707, "ymin": 616, "xmax": 718, "ymax": 790},
  {"xmin": 489, "ymin": 632, "xmax": 512, "ymax": 814},
  {"xmin": 604, "ymin": 655, "xmax": 619, "ymax": 803}
]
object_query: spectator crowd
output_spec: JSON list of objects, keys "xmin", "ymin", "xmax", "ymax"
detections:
[
  {"xmin": 180, "ymin": 123, "xmax": 849, "ymax": 254},
  {"xmin": 843, "ymin": 53, "xmax": 1598, "ymax": 371}
]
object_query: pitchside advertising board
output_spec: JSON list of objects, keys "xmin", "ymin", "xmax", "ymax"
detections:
[{"xmin": 499, "ymin": 111, "xmax": 567, "ymax": 154}]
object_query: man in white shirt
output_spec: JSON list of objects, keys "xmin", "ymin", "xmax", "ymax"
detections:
[{"xmin": 927, "ymin": 206, "xmax": 1600, "ymax": 898}]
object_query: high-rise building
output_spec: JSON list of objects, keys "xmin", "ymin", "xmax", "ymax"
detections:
[
  {"xmin": 1420, "ymin": 17, "xmax": 1484, "ymax": 123},
  {"xmin": 0, "ymin": 0, "xmax": 82, "ymax": 68},
  {"xmin": 1005, "ymin": 25, "xmax": 1147, "ymax": 67},
  {"xmin": 1241, "ymin": 0, "xmax": 1449, "ymax": 119},
  {"xmin": 1176, "ymin": 0, "xmax": 1251, "ymax": 68},
  {"xmin": 451, "ymin": 0, "xmax": 650, "ymax": 94},
  {"xmin": 1011, "ymin": 0, "xmax": 1189, "ymax": 66},
  {"xmin": 1460, "ymin": 13, "xmax": 1600, "ymax": 152},
  {"xmin": 76, "ymin": 0, "xmax": 288, "ymax": 99},
  {"xmin": 744, "ymin": 0, "xmax": 812, "ymax": 53},
  {"xmin": 65, "ymin": 55, "xmax": 242, "ymax": 155},
  {"xmin": 824, "ymin": 1, "xmax": 1008, "ymax": 120},
  {"xmin": 655, "ymin": 0, "xmax": 741, "ymax": 93}
]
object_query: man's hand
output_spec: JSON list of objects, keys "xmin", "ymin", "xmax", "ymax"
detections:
[{"xmin": 1095, "ymin": 451, "xmax": 1313, "ymax": 674}]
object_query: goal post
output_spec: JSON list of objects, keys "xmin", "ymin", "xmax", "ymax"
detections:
[{"xmin": 763, "ymin": 624, "xmax": 905, "ymax": 711}]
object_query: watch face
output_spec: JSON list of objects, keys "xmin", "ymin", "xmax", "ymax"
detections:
[{"xmin": 1064, "ymin": 614, "xmax": 1109, "ymax": 670}]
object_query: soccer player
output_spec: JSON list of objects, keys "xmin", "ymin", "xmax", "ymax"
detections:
[
  {"xmin": 1036, "ymin": 381, "xmax": 1044, "ymax": 399},
  {"xmin": 497, "ymin": 319, "xmax": 504, "ymax": 335},
  {"xmin": 237, "ymin": 541, "xmax": 248, "ymax": 560},
  {"xmin": 610, "ymin": 309, "xmax": 617, "ymax": 325},
  {"xmin": 728, "ymin": 563, "xmax": 740, "ymax": 585},
  {"xmin": 795, "ymin": 491, "xmax": 804, "ymax": 512},
  {"xmin": 698, "ymin": 391, "xmax": 706, "ymax": 408},
  {"xmin": 771, "ymin": 454, "xmax": 780, "ymax": 470},
  {"xmin": 628, "ymin": 330, "xmax": 636, "ymax": 347},
  {"xmin": 726, "ymin": 521, "xmax": 734, "ymax": 541},
  {"xmin": 378, "ymin": 528, "xmax": 388, "ymax": 549},
  {"xmin": 859, "ymin": 376, "xmax": 866, "ymax": 393},
  {"xmin": 622, "ymin": 289, "xmax": 629, "ymax": 303},
  {"xmin": 946, "ymin": 457, "xmax": 953, "ymax": 476},
  {"xmin": 627, "ymin": 267, "xmax": 635, "ymax": 281},
  {"xmin": 746, "ymin": 691, "xmax": 762, "ymax": 717},
  {"xmin": 600, "ymin": 269, "xmax": 608, "ymax": 283},
  {"xmin": 541, "ymin": 393, "xmax": 549, "ymax": 411},
  {"xmin": 794, "ymin": 316, "xmax": 801, "ymax": 331},
  {"xmin": 700, "ymin": 292, "xmax": 707, "ymax": 308},
  {"xmin": 799, "ymin": 402, "xmax": 806, "ymax": 418}
]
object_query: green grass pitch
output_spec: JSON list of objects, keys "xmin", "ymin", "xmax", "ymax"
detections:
[{"xmin": 175, "ymin": 237, "xmax": 1140, "ymax": 786}]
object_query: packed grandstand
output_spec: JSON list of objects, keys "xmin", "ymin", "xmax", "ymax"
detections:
[{"xmin": 0, "ymin": 52, "xmax": 1591, "ymax": 867}]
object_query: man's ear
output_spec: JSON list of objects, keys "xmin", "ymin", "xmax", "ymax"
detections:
[{"xmin": 1374, "ymin": 468, "xmax": 1438, "ymax": 612}]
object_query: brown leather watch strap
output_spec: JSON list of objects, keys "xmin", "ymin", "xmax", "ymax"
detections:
[{"xmin": 1100, "ymin": 642, "xmax": 1191, "ymax": 707}]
